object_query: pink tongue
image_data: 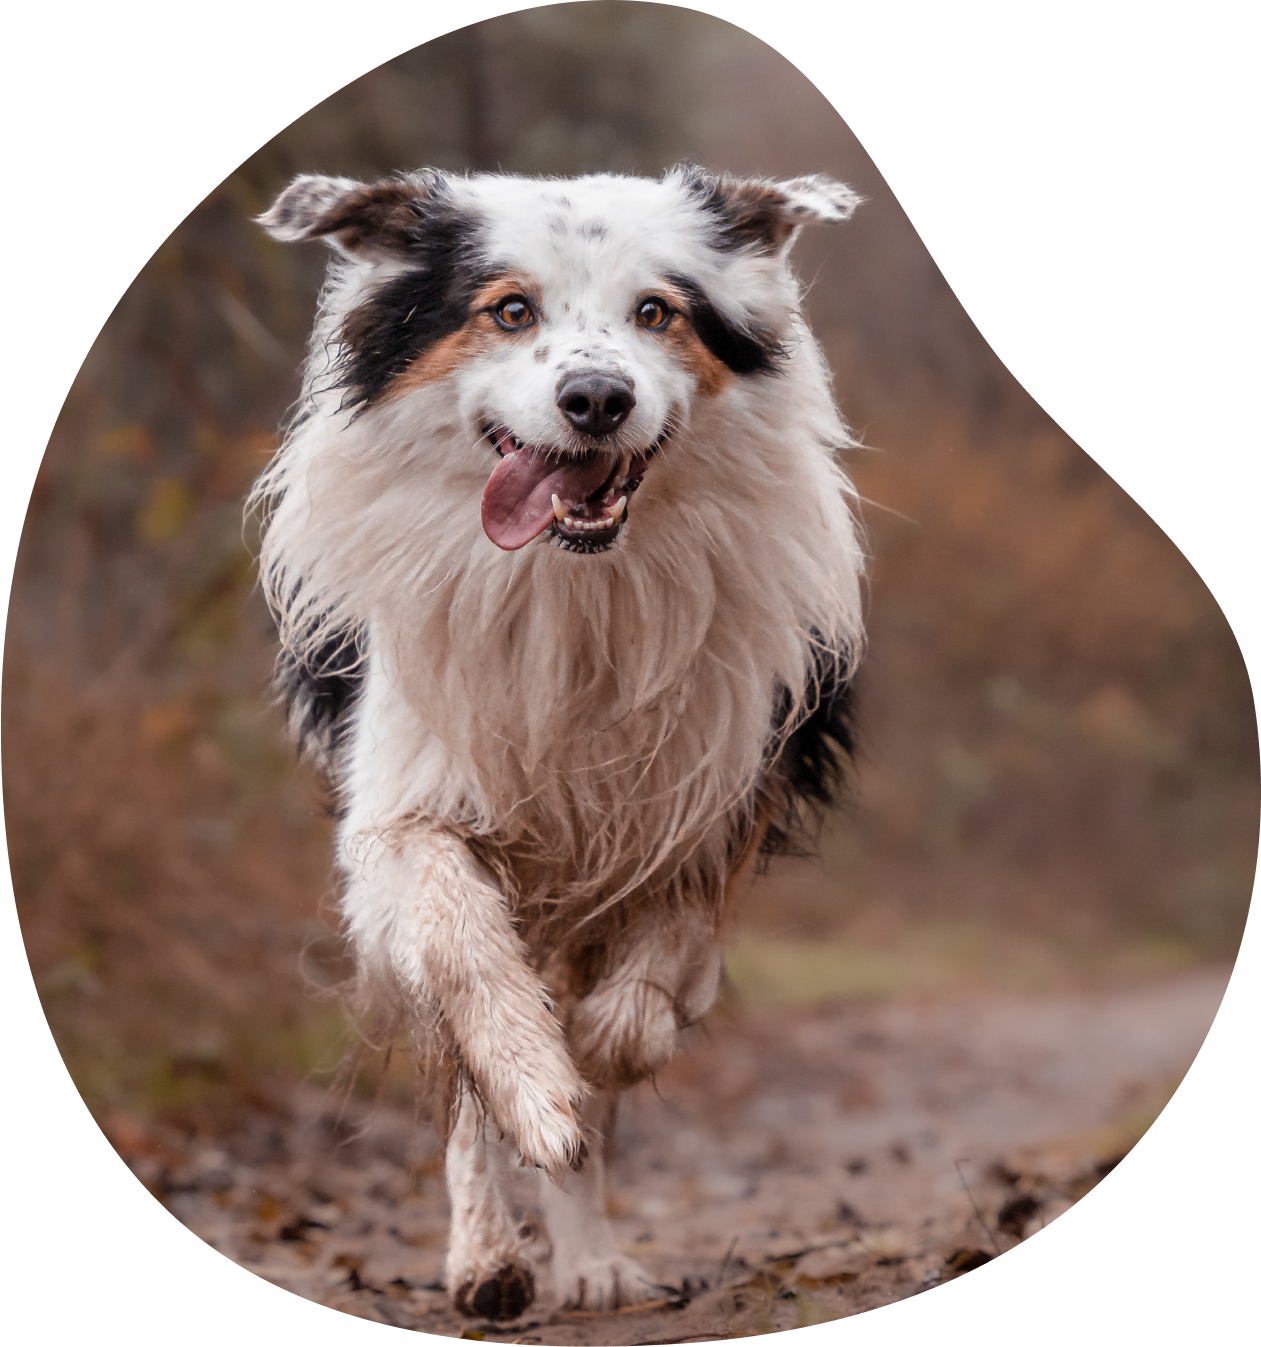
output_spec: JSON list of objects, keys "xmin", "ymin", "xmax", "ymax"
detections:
[{"xmin": 481, "ymin": 449, "xmax": 615, "ymax": 551}]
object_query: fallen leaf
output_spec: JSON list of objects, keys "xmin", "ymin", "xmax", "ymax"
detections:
[
  {"xmin": 795, "ymin": 1247, "xmax": 852, "ymax": 1281},
  {"xmin": 798, "ymin": 1272, "xmax": 858, "ymax": 1289},
  {"xmin": 945, "ymin": 1247, "xmax": 993, "ymax": 1274},
  {"xmin": 254, "ymin": 1195, "xmax": 282, "ymax": 1222},
  {"xmin": 279, "ymin": 1215, "xmax": 329, "ymax": 1242}
]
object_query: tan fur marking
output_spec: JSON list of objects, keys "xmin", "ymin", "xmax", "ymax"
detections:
[
  {"xmin": 474, "ymin": 274, "xmax": 545, "ymax": 317},
  {"xmin": 672, "ymin": 322, "xmax": 731, "ymax": 397},
  {"xmin": 389, "ymin": 325, "xmax": 491, "ymax": 395},
  {"xmin": 652, "ymin": 287, "xmax": 731, "ymax": 398},
  {"xmin": 388, "ymin": 275, "xmax": 542, "ymax": 396}
]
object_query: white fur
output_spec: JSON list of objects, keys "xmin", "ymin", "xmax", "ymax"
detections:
[
  {"xmin": 344, "ymin": 823, "xmax": 586, "ymax": 1177},
  {"xmin": 538, "ymin": 1093, "xmax": 658, "ymax": 1311},
  {"xmin": 251, "ymin": 166, "xmax": 865, "ymax": 1318},
  {"xmin": 444, "ymin": 1094, "xmax": 538, "ymax": 1316}
]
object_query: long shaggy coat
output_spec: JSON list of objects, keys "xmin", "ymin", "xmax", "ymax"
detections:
[{"xmin": 251, "ymin": 164, "xmax": 865, "ymax": 1319}]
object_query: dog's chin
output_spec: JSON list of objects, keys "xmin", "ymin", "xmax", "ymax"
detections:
[
  {"xmin": 550, "ymin": 516, "xmax": 626, "ymax": 554},
  {"xmin": 480, "ymin": 424, "xmax": 662, "ymax": 556}
]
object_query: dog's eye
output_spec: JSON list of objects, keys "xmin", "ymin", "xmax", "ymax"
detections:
[
  {"xmin": 635, "ymin": 298, "xmax": 671, "ymax": 330},
  {"xmin": 493, "ymin": 297, "xmax": 535, "ymax": 330}
]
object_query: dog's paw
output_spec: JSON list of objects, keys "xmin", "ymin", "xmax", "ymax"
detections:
[
  {"xmin": 503, "ymin": 1078, "xmax": 587, "ymax": 1181},
  {"xmin": 552, "ymin": 1252, "xmax": 659, "ymax": 1312},
  {"xmin": 453, "ymin": 1262, "xmax": 536, "ymax": 1322},
  {"xmin": 568, "ymin": 984, "xmax": 679, "ymax": 1089}
]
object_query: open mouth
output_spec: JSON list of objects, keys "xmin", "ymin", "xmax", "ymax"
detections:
[{"xmin": 479, "ymin": 425, "xmax": 659, "ymax": 554}]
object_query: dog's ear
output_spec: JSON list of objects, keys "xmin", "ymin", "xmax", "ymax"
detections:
[
  {"xmin": 772, "ymin": 176, "xmax": 863, "ymax": 228},
  {"xmin": 257, "ymin": 172, "xmax": 445, "ymax": 260},
  {"xmin": 676, "ymin": 167, "xmax": 861, "ymax": 254}
]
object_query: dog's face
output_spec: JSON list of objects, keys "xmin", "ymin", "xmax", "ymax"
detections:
[{"xmin": 261, "ymin": 167, "xmax": 858, "ymax": 556}]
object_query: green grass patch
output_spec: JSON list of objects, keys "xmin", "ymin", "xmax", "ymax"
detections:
[{"xmin": 724, "ymin": 923, "xmax": 1207, "ymax": 1008}]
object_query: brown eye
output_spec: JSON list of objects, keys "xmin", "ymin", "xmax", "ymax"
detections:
[
  {"xmin": 636, "ymin": 297, "xmax": 670, "ymax": 330},
  {"xmin": 493, "ymin": 297, "xmax": 535, "ymax": 329}
]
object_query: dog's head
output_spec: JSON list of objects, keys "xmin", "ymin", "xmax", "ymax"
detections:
[{"xmin": 260, "ymin": 166, "xmax": 859, "ymax": 557}]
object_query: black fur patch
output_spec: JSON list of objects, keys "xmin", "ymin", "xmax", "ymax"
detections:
[
  {"xmin": 666, "ymin": 273, "xmax": 784, "ymax": 376},
  {"xmin": 275, "ymin": 623, "xmax": 366, "ymax": 763},
  {"xmin": 335, "ymin": 191, "xmax": 489, "ymax": 410},
  {"xmin": 761, "ymin": 649, "xmax": 857, "ymax": 857}
]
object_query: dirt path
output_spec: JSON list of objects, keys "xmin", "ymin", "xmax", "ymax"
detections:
[{"xmin": 117, "ymin": 967, "xmax": 1228, "ymax": 1342}]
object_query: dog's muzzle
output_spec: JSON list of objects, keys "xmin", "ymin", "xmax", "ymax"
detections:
[{"xmin": 480, "ymin": 426, "xmax": 657, "ymax": 554}]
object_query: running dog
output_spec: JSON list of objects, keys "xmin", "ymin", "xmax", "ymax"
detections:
[{"xmin": 252, "ymin": 164, "xmax": 865, "ymax": 1319}]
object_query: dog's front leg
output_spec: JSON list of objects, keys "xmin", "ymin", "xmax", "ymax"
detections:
[
  {"xmin": 345, "ymin": 828, "xmax": 586, "ymax": 1178},
  {"xmin": 445, "ymin": 1089, "xmax": 538, "ymax": 1321},
  {"xmin": 539, "ymin": 1091, "xmax": 659, "ymax": 1311}
]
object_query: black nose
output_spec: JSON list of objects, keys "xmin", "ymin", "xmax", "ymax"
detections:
[{"xmin": 556, "ymin": 372, "xmax": 636, "ymax": 438}]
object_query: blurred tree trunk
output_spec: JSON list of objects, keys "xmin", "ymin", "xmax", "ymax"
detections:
[{"xmin": 458, "ymin": 25, "xmax": 496, "ymax": 171}]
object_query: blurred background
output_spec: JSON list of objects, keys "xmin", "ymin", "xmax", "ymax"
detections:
[{"xmin": 5, "ymin": 1, "xmax": 1256, "ymax": 1129}]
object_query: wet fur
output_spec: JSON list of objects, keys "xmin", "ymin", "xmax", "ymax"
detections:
[{"xmin": 251, "ymin": 165, "xmax": 864, "ymax": 1316}]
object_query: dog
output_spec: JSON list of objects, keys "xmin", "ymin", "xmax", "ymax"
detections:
[{"xmin": 251, "ymin": 164, "xmax": 865, "ymax": 1320}]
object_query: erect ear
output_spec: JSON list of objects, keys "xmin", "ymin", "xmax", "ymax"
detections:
[
  {"xmin": 257, "ymin": 171, "xmax": 446, "ymax": 260},
  {"xmin": 675, "ymin": 166, "xmax": 862, "ymax": 254}
]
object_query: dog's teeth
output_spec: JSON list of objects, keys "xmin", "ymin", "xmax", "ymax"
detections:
[
  {"xmin": 557, "ymin": 503, "xmax": 626, "ymax": 534},
  {"xmin": 613, "ymin": 449, "xmax": 633, "ymax": 490}
]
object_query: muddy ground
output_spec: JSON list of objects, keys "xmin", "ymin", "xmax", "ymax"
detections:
[{"xmin": 105, "ymin": 967, "xmax": 1227, "ymax": 1343}]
